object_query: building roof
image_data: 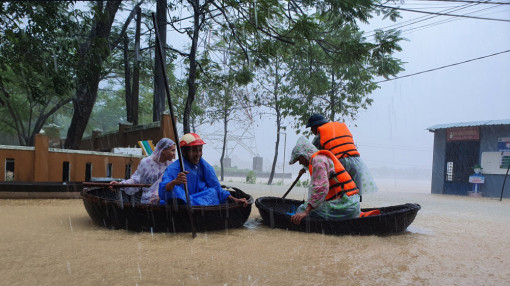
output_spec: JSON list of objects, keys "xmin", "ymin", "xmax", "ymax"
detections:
[{"xmin": 427, "ymin": 119, "xmax": 510, "ymax": 132}]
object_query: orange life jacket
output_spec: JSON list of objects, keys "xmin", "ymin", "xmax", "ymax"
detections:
[
  {"xmin": 309, "ymin": 150, "xmax": 359, "ymax": 201},
  {"xmin": 359, "ymin": 209, "xmax": 380, "ymax": 217},
  {"xmin": 318, "ymin": 122, "xmax": 360, "ymax": 159}
]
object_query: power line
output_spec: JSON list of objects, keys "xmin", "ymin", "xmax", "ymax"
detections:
[
  {"xmin": 365, "ymin": 0, "xmax": 496, "ymax": 39},
  {"xmin": 413, "ymin": 0, "xmax": 510, "ymax": 4},
  {"xmin": 365, "ymin": 1, "xmax": 480, "ymax": 37},
  {"xmin": 398, "ymin": 3, "xmax": 508, "ymax": 35},
  {"xmin": 377, "ymin": 4, "xmax": 510, "ymax": 22},
  {"xmin": 377, "ymin": 49, "xmax": 510, "ymax": 83}
]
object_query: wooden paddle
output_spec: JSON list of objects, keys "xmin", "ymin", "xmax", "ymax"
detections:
[
  {"xmin": 152, "ymin": 13, "xmax": 196, "ymax": 238},
  {"xmin": 82, "ymin": 182, "xmax": 151, "ymax": 188},
  {"xmin": 282, "ymin": 169, "xmax": 305, "ymax": 199}
]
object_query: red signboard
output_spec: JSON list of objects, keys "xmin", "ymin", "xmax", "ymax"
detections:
[{"xmin": 446, "ymin": 127, "xmax": 479, "ymax": 141}]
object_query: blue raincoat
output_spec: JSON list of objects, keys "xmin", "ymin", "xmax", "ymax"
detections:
[{"xmin": 158, "ymin": 158, "xmax": 231, "ymax": 206}]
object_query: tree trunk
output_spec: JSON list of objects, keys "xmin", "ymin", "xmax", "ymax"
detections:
[
  {"xmin": 64, "ymin": 1, "xmax": 122, "ymax": 150},
  {"xmin": 268, "ymin": 117, "xmax": 280, "ymax": 185},
  {"xmin": 65, "ymin": 72, "xmax": 101, "ymax": 150},
  {"xmin": 220, "ymin": 106, "xmax": 228, "ymax": 182},
  {"xmin": 1, "ymin": 91, "xmax": 25, "ymax": 145},
  {"xmin": 330, "ymin": 72, "xmax": 335, "ymax": 121},
  {"xmin": 268, "ymin": 64, "xmax": 282, "ymax": 185},
  {"xmin": 132, "ymin": 6, "xmax": 141, "ymax": 126},
  {"xmin": 268, "ymin": 97, "xmax": 281, "ymax": 185},
  {"xmin": 153, "ymin": 0, "xmax": 166, "ymax": 122},
  {"xmin": 123, "ymin": 33, "xmax": 133, "ymax": 123},
  {"xmin": 27, "ymin": 98, "xmax": 72, "ymax": 146},
  {"xmin": 183, "ymin": 0, "xmax": 200, "ymax": 134}
]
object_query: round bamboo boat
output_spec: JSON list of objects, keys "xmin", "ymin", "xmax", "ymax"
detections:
[
  {"xmin": 255, "ymin": 197, "xmax": 420, "ymax": 235},
  {"xmin": 81, "ymin": 185, "xmax": 253, "ymax": 233}
]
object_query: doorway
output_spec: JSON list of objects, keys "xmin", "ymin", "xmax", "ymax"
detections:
[{"xmin": 444, "ymin": 141, "xmax": 480, "ymax": 195}]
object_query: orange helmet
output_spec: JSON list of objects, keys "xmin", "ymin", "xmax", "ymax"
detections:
[{"xmin": 179, "ymin": 133, "xmax": 206, "ymax": 147}]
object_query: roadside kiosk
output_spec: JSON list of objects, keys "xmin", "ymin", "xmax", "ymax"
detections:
[{"xmin": 427, "ymin": 119, "xmax": 510, "ymax": 198}]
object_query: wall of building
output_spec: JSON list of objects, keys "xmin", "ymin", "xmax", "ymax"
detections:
[
  {"xmin": 0, "ymin": 146, "xmax": 35, "ymax": 182},
  {"xmin": 1, "ymin": 134, "xmax": 143, "ymax": 183},
  {"xmin": 480, "ymin": 125, "xmax": 510, "ymax": 152},
  {"xmin": 430, "ymin": 129, "xmax": 447, "ymax": 194},
  {"xmin": 479, "ymin": 125, "xmax": 510, "ymax": 197}
]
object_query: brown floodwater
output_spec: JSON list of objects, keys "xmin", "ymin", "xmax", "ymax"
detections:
[{"xmin": 1, "ymin": 179, "xmax": 509, "ymax": 285}]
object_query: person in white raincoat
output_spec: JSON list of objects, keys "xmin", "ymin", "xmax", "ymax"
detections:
[{"xmin": 110, "ymin": 138, "xmax": 176, "ymax": 204}]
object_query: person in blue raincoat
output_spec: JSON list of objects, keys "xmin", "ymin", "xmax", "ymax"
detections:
[{"xmin": 158, "ymin": 133, "xmax": 249, "ymax": 207}]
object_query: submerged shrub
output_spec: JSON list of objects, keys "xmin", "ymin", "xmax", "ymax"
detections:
[
  {"xmin": 246, "ymin": 171, "xmax": 256, "ymax": 184},
  {"xmin": 295, "ymin": 179, "xmax": 309, "ymax": 188}
]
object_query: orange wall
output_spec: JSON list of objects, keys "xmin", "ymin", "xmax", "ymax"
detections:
[
  {"xmin": 0, "ymin": 148, "xmax": 35, "ymax": 181},
  {"xmin": 42, "ymin": 150, "xmax": 141, "ymax": 182},
  {"xmin": 1, "ymin": 134, "xmax": 142, "ymax": 183}
]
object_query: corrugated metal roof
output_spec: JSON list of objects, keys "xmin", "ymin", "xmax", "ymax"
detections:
[{"xmin": 427, "ymin": 119, "xmax": 510, "ymax": 131}]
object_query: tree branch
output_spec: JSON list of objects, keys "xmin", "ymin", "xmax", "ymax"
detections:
[
  {"xmin": 110, "ymin": 0, "xmax": 145, "ymax": 52},
  {"xmin": 210, "ymin": 2, "xmax": 251, "ymax": 63}
]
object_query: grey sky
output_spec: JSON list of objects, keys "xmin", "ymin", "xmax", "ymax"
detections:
[
  {"xmin": 200, "ymin": 3, "xmax": 510, "ymax": 176},
  {"xmin": 351, "ymin": 6, "xmax": 510, "ymax": 170}
]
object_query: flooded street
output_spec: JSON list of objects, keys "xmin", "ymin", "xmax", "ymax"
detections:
[
  {"xmin": 2, "ymin": 2, "xmax": 509, "ymax": 286},
  {"xmin": 1, "ymin": 179, "xmax": 509, "ymax": 285}
]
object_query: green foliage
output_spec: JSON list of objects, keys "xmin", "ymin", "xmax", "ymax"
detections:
[
  {"xmin": 0, "ymin": 0, "xmax": 406, "ymax": 149},
  {"xmin": 281, "ymin": 25, "xmax": 405, "ymax": 128},
  {"xmin": 0, "ymin": 2, "xmax": 79, "ymax": 145},
  {"xmin": 90, "ymin": 89, "xmax": 129, "ymax": 132},
  {"xmin": 198, "ymin": 35, "xmax": 256, "ymax": 182},
  {"xmin": 166, "ymin": 0, "xmax": 404, "ymax": 132},
  {"xmin": 246, "ymin": 171, "xmax": 257, "ymax": 184},
  {"xmin": 180, "ymin": 0, "xmax": 406, "ymax": 135},
  {"xmin": 234, "ymin": 66, "xmax": 254, "ymax": 85}
]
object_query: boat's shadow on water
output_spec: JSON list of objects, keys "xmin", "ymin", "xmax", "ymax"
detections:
[
  {"xmin": 78, "ymin": 214, "xmax": 432, "ymax": 238},
  {"xmin": 73, "ymin": 216, "xmax": 94, "ymax": 227},
  {"xmin": 243, "ymin": 218, "xmax": 264, "ymax": 229},
  {"xmin": 243, "ymin": 217, "xmax": 432, "ymax": 238},
  {"xmin": 405, "ymin": 225, "xmax": 433, "ymax": 236}
]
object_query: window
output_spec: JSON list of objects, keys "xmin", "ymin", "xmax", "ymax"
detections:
[
  {"xmin": 125, "ymin": 164, "xmax": 132, "ymax": 179},
  {"xmin": 85, "ymin": 163, "xmax": 92, "ymax": 182},
  {"xmin": 106, "ymin": 163, "xmax": 113, "ymax": 178},
  {"xmin": 62, "ymin": 161, "xmax": 70, "ymax": 182},
  {"xmin": 5, "ymin": 158, "xmax": 14, "ymax": 181}
]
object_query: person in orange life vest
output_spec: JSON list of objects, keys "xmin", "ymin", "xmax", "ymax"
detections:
[
  {"xmin": 289, "ymin": 137, "xmax": 360, "ymax": 225},
  {"xmin": 306, "ymin": 113, "xmax": 378, "ymax": 195}
]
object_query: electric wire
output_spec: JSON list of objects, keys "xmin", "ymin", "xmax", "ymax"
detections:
[
  {"xmin": 365, "ymin": 0, "xmax": 509, "ymax": 38},
  {"xmin": 413, "ymin": 0, "xmax": 510, "ymax": 4},
  {"xmin": 369, "ymin": 1, "xmax": 479, "ymax": 33},
  {"xmin": 376, "ymin": 49, "xmax": 510, "ymax": 83},
  {"xmin": 399, "ymin": 4, "xmax": 508, "ymax": 35},
  {"xmin": 377, "ymin": 4, "xmax": 510, "ymax": 22}
]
